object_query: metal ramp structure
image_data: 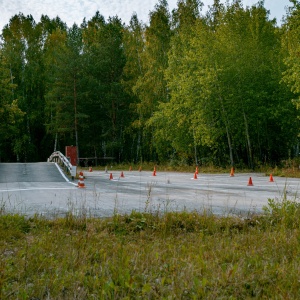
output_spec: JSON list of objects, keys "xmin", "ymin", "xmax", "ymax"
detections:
[{"xmin": 48, "ymin": 151, "xmax": 77, "ymax": 178}]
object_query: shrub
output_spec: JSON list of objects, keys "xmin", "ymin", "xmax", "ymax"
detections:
[{"xmin": 263, "ymin": 198, "xmax": 300, "ymax": 229}]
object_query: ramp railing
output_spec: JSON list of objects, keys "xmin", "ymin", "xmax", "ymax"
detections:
[{"xmin": 48, "ymin": 151, "xmax": 77, "ymax": 177}]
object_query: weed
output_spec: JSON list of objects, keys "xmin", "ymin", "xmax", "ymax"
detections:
[
  {"xmin": 263, "ymin": 198, "xmax": 300, "ymax": 229},
  {"xmin": 1, "ymin": 209, "xmax": 300, "ymax": 298}
]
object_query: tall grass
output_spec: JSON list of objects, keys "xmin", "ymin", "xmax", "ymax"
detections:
[{"xmin": 1, "ymin": 198, "xmax": 300, "ymax": 299}]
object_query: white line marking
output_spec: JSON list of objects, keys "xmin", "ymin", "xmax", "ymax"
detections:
[
  {"xmin": 0, "ymin": 187, "xmax": 76, "ymax": 192},
  {"xmin": 55, "ymin": 163, "xmax": 70, "ymax": 182},
  {"xmin": 53, "ymin": 164, "xmax": 78, "ymax": 186}
]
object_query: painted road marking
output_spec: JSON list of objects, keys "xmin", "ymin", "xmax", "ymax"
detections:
[{"xmin": 0, "ymin": 187, "xmax": 76, "ymax": 192}]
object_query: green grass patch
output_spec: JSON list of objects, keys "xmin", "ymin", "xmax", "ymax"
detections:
[{"xmin": 1, "ymin": 200, "xmax": 300, "ymax": 298}]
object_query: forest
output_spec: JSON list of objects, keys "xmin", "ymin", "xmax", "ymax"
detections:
[{"xmin": 0, "ymin": 0, "xmax": 300, "ymax": 168}]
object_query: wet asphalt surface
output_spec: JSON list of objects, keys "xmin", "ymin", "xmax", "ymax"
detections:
[{"xmin": 0, "ymin": 162, "xmax": 300, "ymax": 218}]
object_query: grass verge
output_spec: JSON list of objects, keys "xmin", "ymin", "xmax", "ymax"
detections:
[{"xmin": 1, "ymin": 199, "xmax": 300, "ymax": 299}]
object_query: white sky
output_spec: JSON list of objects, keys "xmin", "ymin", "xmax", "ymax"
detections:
[{"xmin": 0, "ymin": 0, "xmax": 291, "ymax": 30}]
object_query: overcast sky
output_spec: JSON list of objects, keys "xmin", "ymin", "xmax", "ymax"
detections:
[{"xmin": 0, "ymin": 0, "xmax": 291, "ymax": 30}]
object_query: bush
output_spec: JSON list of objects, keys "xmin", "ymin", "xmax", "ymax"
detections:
[{"xmin": 263, "ymin": 198, "xmax": 300, "ymax": 229}]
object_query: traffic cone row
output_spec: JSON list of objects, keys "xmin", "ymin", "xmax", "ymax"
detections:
[
  {"xmin": 106, "ymin": 165, "xmax": 143, "ymax": 172},
  {"xmin": 77, "ymin": 171, "xmax": 85, "ymax": 188},
  {"xmin": 246, "ymin": 174, "xmax": 275, "ymax": 186},
  {"xmin": 107, "ymin": 166, "xmax": 155, "ymax": 178},
  {"xmin": 78, "ymin": 168, "xmax": 276, "ymax": 187},
  {"xmin": 108, "ymin": 171, "xmax": 127, "ymax": 179},
  {"xmin": 228, "ymin": 167, "xmax": 275, "ymax": 185},
  {"xmin": 106, "ymin": 166, "xmax": 152, "ymax": 179}
]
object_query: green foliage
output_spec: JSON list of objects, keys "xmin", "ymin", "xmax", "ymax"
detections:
[
  {"xmin": 281, "ymin": 1, "xmax": 300, "ymax": 145},
  {"xmin": 44, "ymin": 24, "xmax": 86, "ymax": 160},
  {"xmin": 1, "ymin": 13, "xmax": 53, "ymax": 161},
  {"xmin": 81, "ymin": 15, "xmax": 130, "ymax": 160},
  {"xmin": 263, "ymin": 197, "xmax": 300, "ymax": 229},
  {"xmin": 0, "ymin": 214, "xmax": 31, "ymax": 239},
  {"xmin": 0, "ymin": 1, "xmax": 299, "ymax": 166},
  {"xmin": 107, "ymin": 211, "xmax": 150, "ymax": 234},
  {"xmin": 131, "ymin": 0, "xmax": 172, "ymax": 162},
  {"xmin": 0, "ymin": 50, "xmax": 24, "ymax": 160},
  {"xmin": 157, "ymin": 14, "xmax": 218, "ymax": 160},
  {"xmin": 2, "ymin": 211, "xmax": 300, "ymax": 298},
  {"xmin": 146, "ymin": 0, "xmax": 298, "ymax": 167}
]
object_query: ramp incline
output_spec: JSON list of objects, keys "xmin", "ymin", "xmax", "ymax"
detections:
[{"xmin": 0, "ymin": 163, "xmax": 67, "ymax": 183}]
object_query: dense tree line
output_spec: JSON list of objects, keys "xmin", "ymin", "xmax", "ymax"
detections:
[{"xmin": 0, "ymin": 0, "xmax": 300, "ymax": 168}]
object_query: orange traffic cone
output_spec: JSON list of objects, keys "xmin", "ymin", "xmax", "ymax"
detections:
[
  {"xmin": 120, "ymin": 171, "xmax": 125, "ymax": 178},
  {"xmin": 77, "ymin": 172, "xmax": 86, "ymax": 188},
  {"xmin": 247, "ymin": 177, "xmax": 253, "ymax": 186},
  {"xmin": 230, "ymin": 167, "xmax": 235, "ymax": 177},
  {"xmin": 194, "ymin": 172, "xmax": 198, "ymax": 180},
  {"xmin": 89, "ymin": 166, "xmax": 93, "ymax": 172},
  {"xmin": 152, "ymin": 166, "xmax": 157, "ymax": 176},
  {"xmin": 195, "ymin": 166, "xmax": 199, "ymax": 175},
  {"xmin": 269, "ymin": 174, "xmax": 274, "ymax": 182},
  {"xmin": 109, "ymin": 173, "xmax": 113, "ymax": 180}
]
